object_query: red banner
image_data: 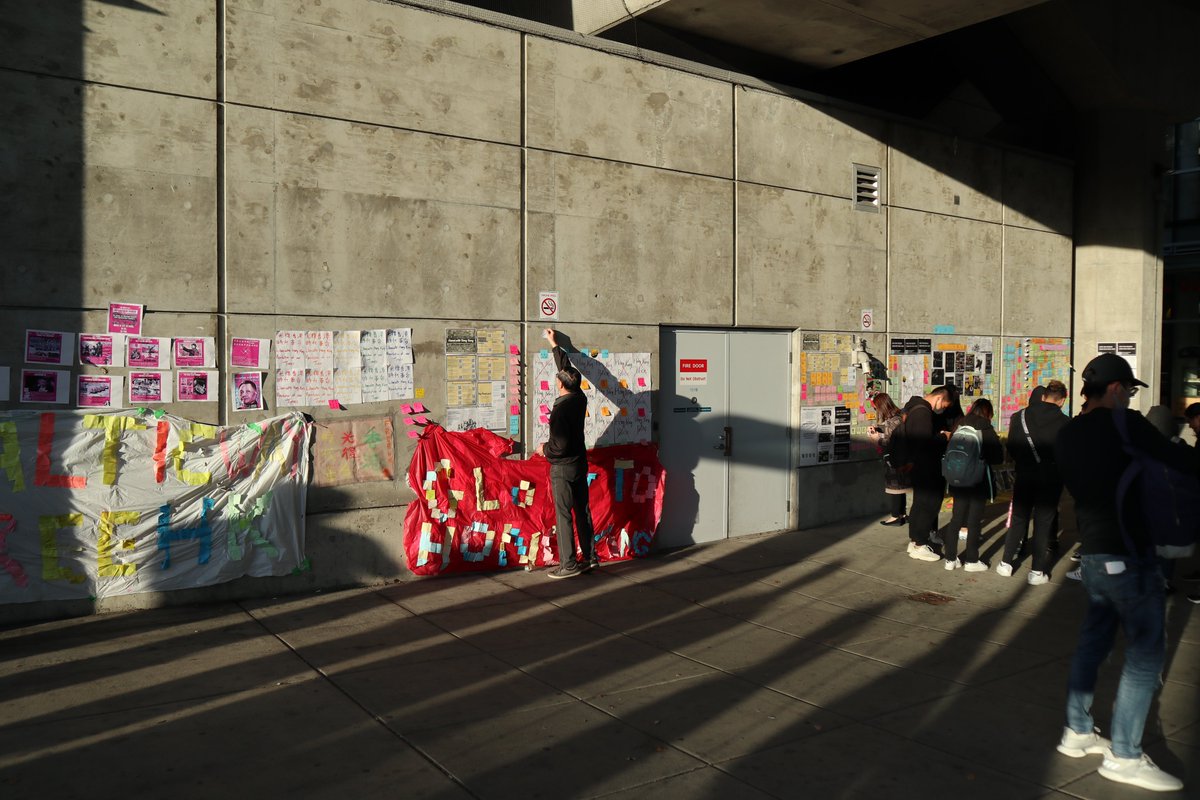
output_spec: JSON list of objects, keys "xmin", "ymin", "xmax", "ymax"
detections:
[{"xmin": 402, "ymin": 424, "xmax": 665, "ymax": 575}]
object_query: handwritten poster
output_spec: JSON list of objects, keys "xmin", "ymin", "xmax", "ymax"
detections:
[{"xmin": 313, "ymin": 416, "xmax": 395, "ymax": 486}]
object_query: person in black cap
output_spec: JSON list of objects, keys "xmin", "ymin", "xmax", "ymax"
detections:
[
  {"xmin": 1053, "ymin": 352, "xmax": 1196, "ymax": 791},
  {"xmin": 534, "ymin": 328, "xmax": 595, "ymax": 579}
]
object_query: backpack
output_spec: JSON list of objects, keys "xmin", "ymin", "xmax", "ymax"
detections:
[
  {"xmin": 942, "ymin": 425, "xmax": 985, "ymax": 487},
  {"xmin": 1113, "ymin": 408, "xmax": 1200, "ymax": 559}
]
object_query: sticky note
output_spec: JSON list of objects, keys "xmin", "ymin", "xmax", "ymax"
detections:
[
  {"xmin": 401, "ymin": 404, "xmax": 413, "ymax": 413},
  {"xmin": 539, "ymin": 404, "xmax": 550, "ymax": 414},
  {"xmin": 509, "ymin": 357, "xmax": 520, "ymax": 366},
  {"xmin": 153, "ymin": 409, "xmax": 165, "ymax": 419},
  {"xmin": 619, "ymin": 379, "xmax": 628, "ymax": 389},
  {"xmin": 509, "ymin": 345, "xmax": 519, "ymax": 354},
  {"xmin": 407, "ymin": 430, "xmax": 420, "ymax": 438},
  {"xmin": 540, "ymin": 380, "xmax": 550, "ymax": 390},
  {"xmin": 414, "ymin": 389, "xmax": 424, "ymax": 399},
  {"xmin": 328, "ymin": 399, "xmax": 341, "ymax": 410},
  {"xmin": 404, "ymin": 417, "xmax": 416, "ymax": 425},
  {"xmin": 412, "ymin": 403, "xmax": 427, "ymax": 413},
  {"xmin": 620, "ymin": 407, "xmax": 628, "ymax": 416},
  {"xmin": 415, "ymin": 416, "xmax": 428, "ymax": 424},
  {"xmin": 601, "ymin": 350, "xmax": 609, "ymax": 358},
  {"xmin": 600, "ymin": 379, "xmax": 609, "ymax": 389},
  {"xmin": 509, "ymin": 404, "xmax": 519, "ymax": 414},
  {"xmin": 581, "ymin": 380, "xmax": 590, "ymax": 390},
  {"xmin": 539, "ymin": 349, "xmax": 549, "ymax": 359},
  {"xmin": 637, "ymin": 377, "xmax": 646, "ymax": 387},
  {"xmin": 538, "ymin": 414, "xmax": 549, "ymax": 424},
  {"xmin": 637, "ymin": 408, "xmax": 646, "ymax": 417},
  {"xmin": 601, "ymin": 407, "xmax": 611, "ymax": 416}
]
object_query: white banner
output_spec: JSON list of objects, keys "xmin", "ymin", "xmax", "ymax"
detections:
[{"xmin": 0, "ymin": 409, "xmax": 313, "ymax": 604}]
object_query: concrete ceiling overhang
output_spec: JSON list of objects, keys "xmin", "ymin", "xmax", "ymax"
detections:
[{"xmin": 577, "ymin": 0, "xmax": 1050, "ymax": 68}]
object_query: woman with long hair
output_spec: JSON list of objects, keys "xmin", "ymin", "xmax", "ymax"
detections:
[
  {"xmin": 942, "ymin": 397, "xmax": 1004, "ymax": 571},
  {"xmin": 868, "ymin": 392, "xmax": 909, "ymax": 525}
]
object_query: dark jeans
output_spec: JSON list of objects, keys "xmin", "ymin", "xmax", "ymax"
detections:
[
  {"xmin": 551, "ymin": 460, "xmax": 594, "ymax": 570},
  {"xmin": 942, "ymin": 483, "xmax": 986, "ymax": 563},
  {"xmin": 1002, "ymin": 474, "xmax": 1062, "ymax": 572},
  {"xmin": 907, "ymin": 481, "xmax": 943, "ymax": 547},
  {"xmin": 1067, "ymin": 555, "xmax": 1165, "ymax": 758},
  {"xmin": 886, "ymin": 492, "xmax": 907, "ymax": 518}
]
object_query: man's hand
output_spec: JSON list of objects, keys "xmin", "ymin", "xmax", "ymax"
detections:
[{"xmin": 542, "ymin": 328, "xmax": 558, "ymax": 347}]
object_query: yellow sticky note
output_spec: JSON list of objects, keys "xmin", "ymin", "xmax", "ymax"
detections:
[
  {"xmin": 601, "ymin": 407, "xmax": 611, "ymax": 417},
  {"xmin": 581, "ymin": 380, "xmax": 591, "ymax": 390},
  {"xmin": 415, "ymin": 388, "xmax": 425, "ymax": 398}
]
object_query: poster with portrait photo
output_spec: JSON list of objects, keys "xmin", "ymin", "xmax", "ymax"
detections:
[
  {"xmin": 128, "ymin": 371, "xmax": 171, "ymax": 404},
  {"xmin": 177, "ymin": 370, "xmax": 218, "ymax": 402},
  {"xmin": 78, "ymin": 333, "xmax": 126, "ymax": 367},
  {"xmin": 77, "ymin": 375, "xmax": 124, "ymax": 409},
  {"xmin": 25, "ymin": 330, "xmax": 75, "ymax": 366},
  {"xmin": 233, "ymin": 372, "xmax": 264, "ymax": 411},
  {"xmin": 173, "ymin": 337, "xmax": 215, "ymax": 368},
  {"xmin": 127, "ymin": 336, "xmax": 170, "ymax": 369},
  {"xmin": 20, "ymin": 369, "xmax": 69, "ymax": 404}
]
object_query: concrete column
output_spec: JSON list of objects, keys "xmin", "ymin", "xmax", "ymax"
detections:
[{"xmin": 1072, "ymin": 110, "xmax": 1169, "ymax": 409}]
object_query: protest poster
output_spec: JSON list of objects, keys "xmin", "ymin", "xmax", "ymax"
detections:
[
  {"xmin": 127, "ymin": 337, "xmax": 170, "ymax": 369},
  {"xmin": 129, "ymin": 371, "xmax": 171, "ymax": 404},
  {"xmin": 233, "ymin": 372, "xmax": 264, "ymax": 411},
  {"xmin": 177, "ymin": 371, "xmax": 218, "ymax": 402},
  {"xmin": 79, "ymin": 334, "xmax": 125, "ymax": 367},
  {"xmin": 25, "ymin": 330, "xmax": 74, "ymax": 366},
  {"xmin": 107, "ymin": 302, "xmax": 144, "ymax": 335},
  {"xmin": 77, "ymin": 375, "xmax": 123, "ymax": 409},
  {"xmin": 173, "ymin": 337, "xmax": 215, "ymax": 368},
  {"xmin": 20, "ymin": 370, "xmax": 70, "ymax": 404},
  {"xmin": 231, "ymin": 337, "xmax": 271, "ymax": 369}
]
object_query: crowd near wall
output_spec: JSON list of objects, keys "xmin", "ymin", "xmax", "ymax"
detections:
[{"xmin": 0, "ymin": 0, "xmax": 1073, "ymax": 619}]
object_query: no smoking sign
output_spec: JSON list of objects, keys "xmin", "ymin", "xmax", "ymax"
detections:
[
  {"xmin": 538, "ymin": 291, "xmax": 559, "ymax": 321},
  {"xmin": 861, "ymin": 308, "xmax": 874, "ymax": 331}
]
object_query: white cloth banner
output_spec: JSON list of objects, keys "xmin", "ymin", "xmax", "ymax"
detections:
[{"xmin": 0, "ymin": 409, "xmax": 313, "ymax": 604}]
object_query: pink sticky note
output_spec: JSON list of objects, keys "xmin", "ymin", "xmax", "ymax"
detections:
[
  {"xmin": 328, "ymin": 399, "xmax": 341, "ymax": 410},
  {"xmin": 539, "ymin": 381, "xmax": 550, "ymax": 391},
  {"xmin": 538, "ymin": 414, "xmax": 549, "ymax": 424},
  {"xmin": 509, "ymin": 404, "xmax": 519, "ymax": 414},
  {"xmin": 509, "ymin": 345, "xmax": 519, "ymax": 354},
  {"xmin": 637, "ymin": 377, "xmax": 647, "ymax": 387},
  {"xmin": 407, "ymin": 430, "xmax": 420, "ymax": 438},
  {"xmin": 509, "ymin": 357, "xmax": 520, "ymax": 366},
  {"xmin": 539, "ymin": 404, "xmax": 550, "ymax": 414},
  {"xmin": 637, "ymin": 408, "xmax": 646, "ymax": 417},
  {"xmin": 400, "ymin": 404, "xmax": 413, "ymax": 414},
  {"xmin": 415, "ymin": 416, "xmax": 428, "ymax": 424},
  {"xmin": 403, "ymin": 417, "xmax": 416, "ymax": 425},
  {"xmin": 412, "ymin": 403, "xmax": 427, "ymax": 413}
]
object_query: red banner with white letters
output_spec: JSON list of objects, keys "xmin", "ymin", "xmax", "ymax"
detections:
[{"xmin": 402, "ymin": 424, "xmax": 664, "ymax": 575}]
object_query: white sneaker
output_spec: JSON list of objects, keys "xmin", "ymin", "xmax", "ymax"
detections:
[
  {"xmin": 1066, "ymin": 567, "xmax": 1082, "ymax": 581},
  {"xmin": 1099, "ymin": 752, "xmax": 1183, "ymax": 792},
  {"xmin": 907, "ymin": 542, "xmax": 941, "ymax": 562},
  {"xmin": 963, "ymin": 560, "xmax": 988, "ymax": 573},
  {"xmin": 944, "ymin": 558, "xmax": 961, "ymax": 570},
  {"xmin": 996, "ymin": 561, "xmax": 1014, "ymax": 577},
  {"xmin": 1057, "ymin": 726, "xmax": 1110, "ymax": 758},
  {"xmin": 1028, "ymin": 570, "xmax": 1049, "ymax": 586}
]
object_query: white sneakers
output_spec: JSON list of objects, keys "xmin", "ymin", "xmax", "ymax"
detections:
[
  {"xmin": 963, "ymin": 561, "xmax": 988, "ymax": 573},
  {"xmin": 1027, "ymin": 570, "xmax": 1049, "ymax": 585},
  {"xmin": 996, "ymin": 561, "xmax": 1014, "ymax": 577},
  {"xmin": 1057, "ymin": 726, "xmax": 1110, "ymax": 758},
  {"xmin": 1066, "ymin": 567, "xmax": 1082, "ymax": 581},
  {"xmin": 1056, "ymin": 728, "xmax": 1184, "ymax": 792},
  {"xmin": 907, "ymin": 542, "xmax": 941, "ymax": 562},
  {"xmin": 1099, "ymin": 753, "xmax": 1184, "ymax": 792},
  {"xmin": 944, "ymin": 557, "xmax": 960, "ymax": 570}
]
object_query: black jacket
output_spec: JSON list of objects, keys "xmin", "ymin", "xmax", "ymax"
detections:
[
  {"xmin": 543, "ymin": 346, "xmax": 587, "ymax": 465},
  {"xmin": 953, "ymin": 412, "xmax": 1005, "ymax": 465},
  {"xmin": 899, "ymin": 396, "xmax": 947, "ymax": 487},
  {"xmin": 1007, "ymin": 401, "xmax": 1069, "ymax": 478}
]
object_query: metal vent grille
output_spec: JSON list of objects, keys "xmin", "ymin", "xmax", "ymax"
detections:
[{"xmin": 853, "ymin": 164, "xmax": 881, "ymax": 212}]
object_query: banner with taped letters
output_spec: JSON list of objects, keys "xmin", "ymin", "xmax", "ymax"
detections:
[{"xmin": 0, "ymin": 409, "xmax": 313, "ymax": 603}]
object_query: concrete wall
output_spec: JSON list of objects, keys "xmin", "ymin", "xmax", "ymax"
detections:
[{"xmin": 0, "ymin": 0, "xmax": 1074, "ymax": 620}]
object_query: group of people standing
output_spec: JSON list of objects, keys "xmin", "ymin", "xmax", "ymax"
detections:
[{"xmin": 869, "ymin": 353, "xmax": 1197, "ymax": 792}]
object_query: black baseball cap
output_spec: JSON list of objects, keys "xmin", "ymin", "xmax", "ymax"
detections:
[{"xmin": 1081, "ymin": 353, "xmax": 1147, "ymax": 388}]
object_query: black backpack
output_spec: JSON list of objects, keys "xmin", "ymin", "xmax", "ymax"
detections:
[{"xmin": 1113, "ymin": 408, "xmax": 1200, "ymax": 559}]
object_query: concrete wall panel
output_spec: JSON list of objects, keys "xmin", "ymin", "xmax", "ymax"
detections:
[
  {"xmin": 526, "ymin": 38, "xmax": 733, "ymax": 176},
  {"xmin": 1003, "ymin": 152, "xmax": 1073, "ymax": 235},
  {"xmin": 889, "ymin": 209, "xmax": 1002, "ymax": 333},
  {"xmin": 0, "ymin": 75, "xmax": 217, "ymax": 312},
  {"xmin": 226, "ymin": 110, "xmax": 521, "ymax": 318},
  {"xmin": 226, "ymin": 0, "xmax": 520, "ymax": 143},
  {"xmin": 1002, "ymin": 227, "xmax": 1073, "ymax": 337},
  {"xmin": 738, "ymin": 90, "xmax": 887, "ymax": 197},
  {"xmin": 738, "ymin": 185, "xmax": 886, "ymax": 329},
  {"xmin": 0, "ymin": 0, "xmax": 216, "ymax": 97},
  {"xmin": 526, "ymin": 151, "xmax": 734, "ymax": 325},
  {"xmin": 890, "ymin": 125, "xmax": 1002, "ymax": 223}
]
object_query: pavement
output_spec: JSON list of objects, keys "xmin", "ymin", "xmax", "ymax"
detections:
[{"xmin": 2, "ymin": 511, "xmax": 1198, "ymax": 800}]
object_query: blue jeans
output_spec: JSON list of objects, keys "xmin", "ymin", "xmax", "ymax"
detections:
[{"xmin": 1066, "ymin": 555, "xmax": 1166, "ymax": 758}]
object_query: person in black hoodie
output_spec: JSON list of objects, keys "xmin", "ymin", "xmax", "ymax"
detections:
[
  {"xmin": 898, "ymin": 385, "xmax": 956, "ymax": 562},
  {"xmin": 941, "ymin": 398, "xmax": 1004, "ymax": 570},
  {"xmin": 534, "ymin": 328, "xmax": 595, "ymax": 579},
  {"xmin": 998, "ymin": 380, "xmax": 1070, "ymax": 584}
]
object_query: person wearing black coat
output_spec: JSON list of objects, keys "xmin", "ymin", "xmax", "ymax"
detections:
[
  {"xmin": 998, "ymin": 380, "xmax": 1070, "ymax": 583},
  {"xmin": 898, "ymin": 386, "xmax": 956, "ymax": 561},
  {"xmin": 942, "ymin": 398, "xmax": 1004, "ymax": 570}
]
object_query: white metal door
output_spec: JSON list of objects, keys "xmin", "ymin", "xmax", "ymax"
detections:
[{"xmin": 658, "ymin": 329, "xmax": 791, "ymax": 548}]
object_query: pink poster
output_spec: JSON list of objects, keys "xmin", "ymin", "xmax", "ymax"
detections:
[
  {"xmin": 129, "ymin": 371, "xmax": 170, "ymax": 404},
  {"xmin": 77, "ymin": 375, "xmax": 122, "ymax": 408},
  {"xmin": 79, "ymin": 333, "xmax": 124, "ymax": 367},
  {"xmin": 173, "ymin": 337, "xmax": 213, "ymax": 368},
  {"xmin": 233, "ymin": 372, "xmax": 264, "ymax": 411},
  {"xmin": 25, "ymin": 330, "xmax": 74, "ymax": 365},
  {"xmin": 127, "ymin": 337, "xmax": 168, "ymax": 368},
  {"xmin": 20, "ymin": 369, "xmax": 69, "ymax": 404},
  {"xmin": 107, "ymin": 302, "xmax": 144, "ymax": 335},
  {"xmin": 231, "ymin": 337, "xmax": 269, "ymax": 369},
  {"xmin": 177, "ymin": 370, "xmax": 217, "ymax": 402}
]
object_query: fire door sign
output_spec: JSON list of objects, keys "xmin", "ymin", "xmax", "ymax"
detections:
[{"xmin": 679, "ymin": 358, "xmax": 708, "ymax": 385}]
